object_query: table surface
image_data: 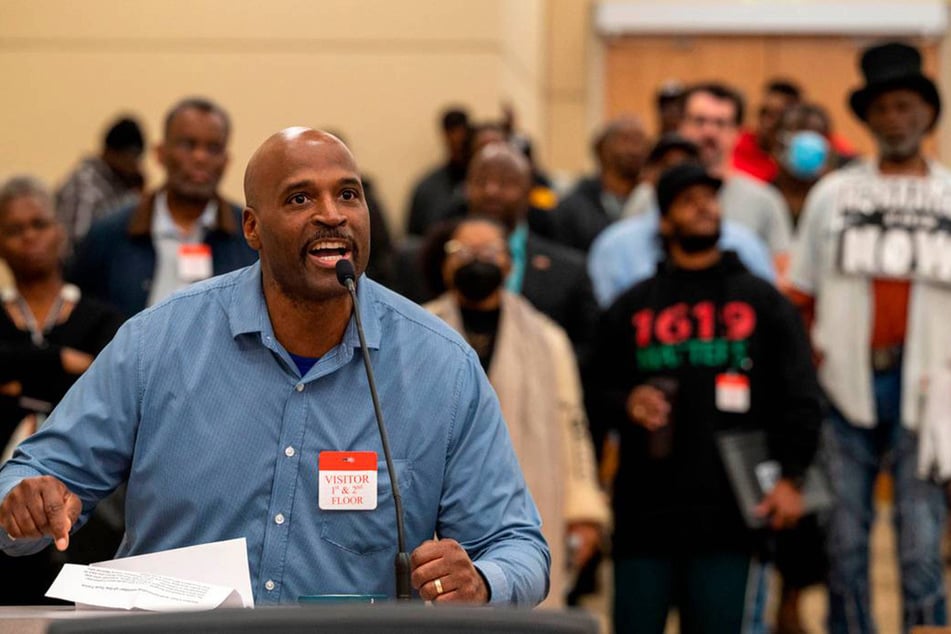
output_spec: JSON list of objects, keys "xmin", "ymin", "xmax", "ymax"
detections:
[{"xmin": 0, "ymin": 606, "xmax": 137, "ymax": 634}]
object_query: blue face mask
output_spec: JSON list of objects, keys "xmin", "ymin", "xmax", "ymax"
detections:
[{"xmin": 784, "ymin": 130, "xmax": 829, "ymax": 180}]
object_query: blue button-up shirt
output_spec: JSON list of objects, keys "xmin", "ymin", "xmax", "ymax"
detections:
[
  {"xmin": 587, "ymin": 211, "xmax": 776, "ymax": 308},
  {"xmin": 0, "ymin": 263, "xmax": 550, "ymax": 606}
]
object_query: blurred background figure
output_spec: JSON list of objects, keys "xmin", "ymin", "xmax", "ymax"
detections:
[
  {"xmin": 551, "ymin": 116, "xmax": 648, "ymax": 253},
  {"xmin": 732, "ymin": 79, "xmax": 803, "ymax": 182},
  {"xmin": 67, "ymin": 97, "xmax": 256, "ymax": 318},
  {"xmin": 422, "ymin": 216, "xmax": 609, "ymax": 608},
  {"xmin": 622, "ymin": 82, "xmax": 791, "ymax": 282},
  {"xmin": 55, "ymin": 116, "xmax": 146, "ymax": 250},
  {"xmin": 405, "ymin": 106, "xmax": 471, "ymax": 237},
  {"xmin": 325, "ymin": 130, "xmax": 396, "ymax": 287},
  {"xmin": 656, "ymin": 80, "xmax": 686, "ymax": 136},
  {"xmin": 770, "ymin": 102, "xmax": 845, "ymax": 227},
  {"xmin": 0, "ymin": 176, "xmax": 124, "ymax": 604},
  {"xmin": 392, "ymin": 141, "xmax": 597, "ymax": 361},
  {"xmin": 461, "ymin": 143, "xmax": 597, "ymax": 361}
]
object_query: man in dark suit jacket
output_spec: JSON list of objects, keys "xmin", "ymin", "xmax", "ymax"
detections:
[
  {"xmin": 551, "ymin": 116, "xmax": 648, "ymax": 253},
  {"xmin": 464, "ymin": 143, "xmax": 598, "ymax": 361},
  {"xmin": 68, "ymin": 98, "xmax": 257, "ymax": 318}
]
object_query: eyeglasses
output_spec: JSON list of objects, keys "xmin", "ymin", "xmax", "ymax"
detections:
[
  {"xmin": 682, "ymin": 114, "xmax": 736, "ymax": 131},
  {"xmin": 444, "ymin": 239, "xmax": 508, "ymax": 261}
]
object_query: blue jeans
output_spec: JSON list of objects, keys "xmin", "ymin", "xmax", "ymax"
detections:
[{"xmin": 826, "ymin": 368, "xmax": 947, "ymax": 633}]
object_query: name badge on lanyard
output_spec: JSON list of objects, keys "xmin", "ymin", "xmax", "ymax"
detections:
[
  {"xmin": 319, "ymin": 451, "xmax": 378, "ymax": 511},
  {"xmin": 178, "ymin": 244, "xmax": 213, "ymax": 282},
  {"xmin": 716, "ymin": 373, "xmax": 750, "ymax": 413}
]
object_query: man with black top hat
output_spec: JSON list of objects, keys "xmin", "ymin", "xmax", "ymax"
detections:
[
  {"xmin": 589, "ymin": 162, "xmax": 821, "ymax": 633},
  {"xmin": 789, "ymin": 41, "xmax": 951, "ymax": 633}
]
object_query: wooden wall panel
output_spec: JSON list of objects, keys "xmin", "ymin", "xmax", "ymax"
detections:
[{"xmin": 604, "ymin": 35, "xmax": 940, "ymax": 158}]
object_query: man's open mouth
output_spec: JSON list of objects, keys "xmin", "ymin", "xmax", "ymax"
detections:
[{"xmin": 306, "ymin": 239, "xmax": 352, "ymax": 267}]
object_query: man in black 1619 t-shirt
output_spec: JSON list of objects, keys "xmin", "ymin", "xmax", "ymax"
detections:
[{"xmin": 587, "ymin": 163, "xmax": 821, "ymax": 633}]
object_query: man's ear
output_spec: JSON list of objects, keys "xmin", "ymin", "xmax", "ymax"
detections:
[
  {"xmin": 658, "ymin": 214, "xmax": 673, "ymax": 238},
  {"xmin": 243, "ymin": 207, "xmax": 261, "ymax": 251}
]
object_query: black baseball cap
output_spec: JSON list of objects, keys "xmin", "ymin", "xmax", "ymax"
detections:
[{"xmin": 656, "ymin": 163, "xmax": 722, "ymax": 216}]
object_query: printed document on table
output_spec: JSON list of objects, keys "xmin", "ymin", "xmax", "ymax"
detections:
[
  {"xmin": 90, "ymin": 538, "xmax": 254, "ymax": 608},
  {"xmin": 47, "ymin": 564, "xmax": 243, "ymax": 611},
  {"xmin": 44, "ymin": 538, "xmax": 254, "ymax": 610}
]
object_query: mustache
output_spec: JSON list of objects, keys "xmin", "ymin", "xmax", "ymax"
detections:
[{"xmin": 299, "ymin": 228, "xmax": 358, "ymax": 260}]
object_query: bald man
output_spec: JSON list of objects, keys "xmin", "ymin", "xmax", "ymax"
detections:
[
  {"xmin": 0, "ymin": 128, "xmax": 550, "ymax": 606},
  {"xmin": 464, "ymin": 143, "xmax": 598, "ymax": 363},
  {"xmin": 551, "ymin": 116, "xmax": 648, "ymax": 253}
]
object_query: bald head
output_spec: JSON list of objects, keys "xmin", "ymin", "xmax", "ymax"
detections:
[
  {"xmin": 241, "ymin": 126, "xmax": 370, "ymax": 304},
  {"xmin": 469, "ymin": 143, "xmax": 531, "ymax": 182},
  {"xmin": 594, "ymin": 115, "xmax": 647, "ymax": 180},
  {"xmin": 244, "ymin": 127, "xmax": 354, "ymax": 209},
  {"xmin": 465, "ymin": 142, "xmax": 532, "ymax": 230}
]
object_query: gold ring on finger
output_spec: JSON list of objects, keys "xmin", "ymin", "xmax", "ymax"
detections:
[{"xmin": 434, "ymin": 578, "xmax": 444, "ymax": 595}]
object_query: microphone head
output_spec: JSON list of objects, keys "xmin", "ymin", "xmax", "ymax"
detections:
[{"xmin": 335, "ymin": 259, "xmax": 357, "ymax": 287}]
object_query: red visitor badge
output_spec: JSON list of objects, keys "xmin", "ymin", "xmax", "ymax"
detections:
[
  {"xmin": 318, "ymin": 451, "xmax": 378, "ymax": 511},
  {"xmin": 177, "ymin": 244, "xmax": 213, "ymax": 282},
  {"xmin": 715, "ymin": 373, "xmax": 750, "ymax": 413}
]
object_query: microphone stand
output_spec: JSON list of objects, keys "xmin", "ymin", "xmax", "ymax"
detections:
[{"xmin": 336, "ymin": 260, "xmax": 412, "ymax": 601}]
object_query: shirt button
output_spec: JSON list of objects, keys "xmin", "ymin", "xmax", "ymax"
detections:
[
  {"xmin": 265, "ymin": 580, "xmax": 275, "ymax": 591},
  {"xmin": 274, "ymin": 513, "xmax": 285, "ymax": 525},
  {"xmin": 295, "ymin": 383, "xmax": 304, "ymax": 392},
  {"xmin": 284, "ymin": 446, "xmax": 296, "ymax": 458}
]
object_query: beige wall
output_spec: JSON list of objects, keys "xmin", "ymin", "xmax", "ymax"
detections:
[
  {"xmin": 0, "ymin": 0, "xmax": 550, "ymax": 235},
  {"xmin": 3, "ymin": 0, "xmax": 949, "ymax": 237}
]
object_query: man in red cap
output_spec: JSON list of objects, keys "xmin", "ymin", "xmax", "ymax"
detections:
[{"xmin": 789, "ymin": 41, "xmax": 949, "ymax": 633}]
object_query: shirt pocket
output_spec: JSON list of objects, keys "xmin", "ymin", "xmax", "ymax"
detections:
[{"xmin": 320, "ymin": 459, "xmax": 413, "ymax": 555}]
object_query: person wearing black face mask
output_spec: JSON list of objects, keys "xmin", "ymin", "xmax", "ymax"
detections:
[
  {"xmin": 587, "ymin": 162, "xmax": 821, "ymax": 633},
  {"xmin": 422, "ymin": 217, "xmax": 609, "ymax": 609}
]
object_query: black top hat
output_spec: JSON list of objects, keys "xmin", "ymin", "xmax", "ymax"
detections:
[{"xmin": 848, "ymin": 41, "xmax": 941, "ymax": 128}]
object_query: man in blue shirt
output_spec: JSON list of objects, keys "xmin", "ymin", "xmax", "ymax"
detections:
[
  {"xmin": 0, "ymin": 128, "xmax": 550, "ymax": 606},
  {"xmin": 588, "ymin": 201, "xmax": 775, "ymax": 308}
]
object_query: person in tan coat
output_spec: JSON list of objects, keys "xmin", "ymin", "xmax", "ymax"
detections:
[{"xmin": 422, "ymin": 216, "xmax": 609, "ymax": 607}]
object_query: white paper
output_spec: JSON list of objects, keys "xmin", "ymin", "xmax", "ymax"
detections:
[
  {"xmin": 90, "ymin": 538, "xmax": 254, "ymax": 608},
  {"xmin": 46, "ymin": 564, "xmax": 243, "ymax": 611}
]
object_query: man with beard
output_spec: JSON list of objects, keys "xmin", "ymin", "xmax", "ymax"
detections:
[
  {"xmin": 550, "ymin": 116, "xmax": 649, "ymax": 253},
  {"xmin": 0, "ymin": 128, "xmax": 550, "ymax": 606},
  {"xmin": 624, "ymin": 82, "xmax": 793, "ymax": 283},
  {"xmin": 789, "ymin": 41, "xmax": 951, "ymax": 633},
  {"xmin": 589, "ymin": 162, "xmax": 821, "ymax": 633},
  {"xmin": 68, "ymin": 97, "xmax": 257, "ymax": 318}
]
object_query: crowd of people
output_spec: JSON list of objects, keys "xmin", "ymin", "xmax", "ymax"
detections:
[{"xmin": 0, "ymin": 39, "xmax": 949, "ymax": 634}]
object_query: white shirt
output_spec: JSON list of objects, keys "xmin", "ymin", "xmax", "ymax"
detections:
[{"xmin": 146, "ymin": 191, "xmax": 217, "ymax": 307}]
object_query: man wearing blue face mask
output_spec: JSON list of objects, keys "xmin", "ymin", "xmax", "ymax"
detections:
[{"xmin": 770, "ymin": 103, "xmax": 850, "ymax": 228}]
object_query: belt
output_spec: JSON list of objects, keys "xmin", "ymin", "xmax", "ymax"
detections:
[{"xmin": 871, "ymin": 346, "xmax": 902, "ymax": 373}]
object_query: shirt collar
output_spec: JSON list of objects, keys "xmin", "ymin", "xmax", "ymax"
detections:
[
  {"xmin": 128, "ymin": 190, "xmax": 239, "ymax": 237},
  {"xmin": 228, "ymin": 261, "xmax": 382, "ymax": 351},
  {"xmin": 152, "ymin": 191, "xmax": 218, "ymax": 240}
]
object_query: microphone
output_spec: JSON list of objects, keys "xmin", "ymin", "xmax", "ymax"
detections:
[{"xmin": 335, "ymin": 259, "xmax": 413, "ymax": 601}]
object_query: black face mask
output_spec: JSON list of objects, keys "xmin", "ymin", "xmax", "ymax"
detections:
[
  {"xmin": 453, "ymin": 261, "xmax": 504, "ymax": 303},
  {"xmin": 675, "ymin": 230, "xmax": 721, "ymax": 254}
]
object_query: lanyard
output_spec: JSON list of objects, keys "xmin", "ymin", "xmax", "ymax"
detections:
[{"xmin": 4, "ymin": 284, "xmax": 79, "ymax": 347}]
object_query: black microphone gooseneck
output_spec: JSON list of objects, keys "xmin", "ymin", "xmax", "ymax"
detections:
[{"xmin": 335, "ymin": 259, "xmax": 412, "ymax": 601}]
